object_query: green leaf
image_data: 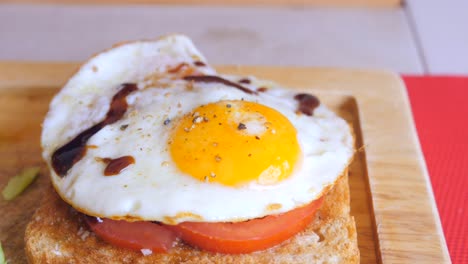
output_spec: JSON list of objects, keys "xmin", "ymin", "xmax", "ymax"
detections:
[
  {"xmin": 0, "ymin": 241, "xmax": 6, "ymax": 264},
  {"xmin": 2, "ymin": 167, "xmax": 40, "ymax": 201}
]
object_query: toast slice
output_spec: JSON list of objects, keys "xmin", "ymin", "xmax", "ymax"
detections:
[{"xmin": 25, "ymin": 172, "xmax": 359, "ymax": 264}]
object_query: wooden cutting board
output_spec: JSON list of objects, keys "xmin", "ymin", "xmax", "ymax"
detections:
[{"xmin": 0, "ymin": 62, "xmax": 450, "ymax": 263}]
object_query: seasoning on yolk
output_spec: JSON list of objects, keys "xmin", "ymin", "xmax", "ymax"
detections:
[{"xmin": 169, "ymin": 100, "xmax": 300, "ymax": 186}]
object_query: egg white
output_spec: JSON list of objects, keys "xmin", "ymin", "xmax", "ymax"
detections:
[{"xmin": 41, "ymin": 35, "xmax": 354, "ymax": 224}]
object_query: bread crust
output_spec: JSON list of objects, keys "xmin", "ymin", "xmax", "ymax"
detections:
[{"xmin": 25, "ymin": 172, "xmax": 359, "ymax": 264}]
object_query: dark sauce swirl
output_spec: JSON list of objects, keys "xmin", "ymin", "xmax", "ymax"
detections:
[
  {"xmin": 294, "ymin": 93, "xmax": 320, "ymax": 116},
  {"xmin": 184, "ymin": 75, "xmax": 257, "ymax": 95},
  {"xmin": 101, "ymin": 156, "xmax": 135, "ymax": 176},
  {"xmin": 51, "ymin": 83, "xmax": 138, "ymax": 177}
]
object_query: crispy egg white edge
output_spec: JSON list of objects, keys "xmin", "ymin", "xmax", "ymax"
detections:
[{"xmin": 42, "ymin": 35, "xmax": 354, "ymax": 224}]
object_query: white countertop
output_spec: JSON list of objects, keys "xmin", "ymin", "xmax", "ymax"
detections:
[{"xmin": 0, "ymin": 2, "xmax": 467, "ymax": 74}]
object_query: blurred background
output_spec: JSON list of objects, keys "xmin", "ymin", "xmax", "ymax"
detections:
[{"xmin": 0, "ymin": 0, "xmax": 467, "ymax": 74}]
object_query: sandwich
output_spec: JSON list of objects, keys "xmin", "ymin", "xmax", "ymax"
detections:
[{"xmin": 25, "ymin": 34, "xmax": 359, "ymax": 263}]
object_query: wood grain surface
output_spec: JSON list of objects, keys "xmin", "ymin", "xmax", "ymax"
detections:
[
  {"xmin": 0, "ymin": 0, "xmax": 401, "ymax": 7},
  {"xmin": 0, "ymin": 62, "xmax": 449, "ymax": 263}
]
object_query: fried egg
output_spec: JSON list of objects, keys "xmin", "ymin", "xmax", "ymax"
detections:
[{"xmin": 41, "ymin": 35, "xmax": 354, "ymax": 224}]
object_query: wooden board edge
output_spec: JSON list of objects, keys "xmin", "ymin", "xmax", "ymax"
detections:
[
  {"xmin": 0, "ymin": 61, "xmax": 78, "ymax": 88},
  {"xmin": 392, "ymin": 77, "xmax": 451, "ymax": 262},
  {"xmin": 354, "ymin": 72, "xmax": 451, "ymax": 263}
]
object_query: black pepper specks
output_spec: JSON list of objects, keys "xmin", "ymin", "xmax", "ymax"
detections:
[
  {"xmin": 163, "ymin": 119, "xmax": 171, "ymax": 125},
  {"xmin": 226, "ymin": 104, "xmax": 232, "ymax": 108},
  {"xmin": 255, "ymin": 136, "xmax": 260, "ymax": 140},
  {"xmin": 120, "ymin": 124, "xmax": 129, "ymax": 131},
  {"xmin": 237, "ymin": 123, "xmax": 247, "ymax": 130}
]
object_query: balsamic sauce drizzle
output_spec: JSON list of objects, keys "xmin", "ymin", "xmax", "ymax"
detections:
[
  {"xmin": 238, "ymin": 78, "xmax": 251, "ymax": 84},
  {"xmin": 193, "ymin": 61, "xmax": 206, "ymax": 67},
  {"xmin": 51, "ymin": 83, "xmax": 138, "ymax": 177},
  {"xmin": 101, "ymin": 156, "xmax": 135, "ymax": 176},
  {"xmin": 294, "ymin": 93, "xmax": 320, "ymax": 116},
  {"xmin": 183, "ymin": 75, "xmax": 257, "ymax": 95}
]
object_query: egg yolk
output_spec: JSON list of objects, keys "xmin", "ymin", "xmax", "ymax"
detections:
[{"xmin": 169, "ymin": 100, "xmax": 300, "ymax": 186}]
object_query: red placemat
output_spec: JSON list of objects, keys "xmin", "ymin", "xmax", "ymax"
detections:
[{"xmin": 404, "ymin": 76, "xmax": 468, "ymax": 264}]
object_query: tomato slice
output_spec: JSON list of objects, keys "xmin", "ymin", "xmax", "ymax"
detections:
[
  {"xmin": 84, "ymin": 197, "xmax": 323, "ymax": 254},
  {"xmin": 85, "ymin": 216, "xmax": 177, "ymax": 253},
  {"xmin": 169, "ymin": 197, "xmax": 324, "ymax": 254}
]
